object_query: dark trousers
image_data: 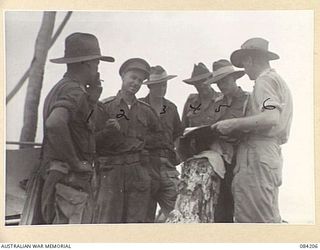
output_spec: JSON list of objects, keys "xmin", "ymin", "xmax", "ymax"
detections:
[
  {"xmin": 41, "ymin": 169, "xmax": 94, "ymax": 224},
  {"xmin": 146, "ymin": 164, "xmax": 179, "ymax": 223},
  {"xmin": 214, "ymin": 161, "xmax": 234, "ymax": 223},
  {"xmin": 94, "ymin": 160, "xmax": 151, "ymax": 223}
]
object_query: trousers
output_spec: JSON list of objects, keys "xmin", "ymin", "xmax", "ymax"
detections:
[
  {"xmin": 41, "ymin": 166, "xmax": 94, "ymax": 224},
  {"xmin": 94, "ymin": 156, "xmax": 151, "ymax": 223},
  {"xmin": 232, "ymin": 137, "xmax": 283, "ymax": 223},
  {"xmin": 146, "ymin": 164, "xmax": 180, "ymax": 222}
]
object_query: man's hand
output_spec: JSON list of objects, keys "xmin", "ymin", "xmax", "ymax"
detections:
[
  {"xmin": 160, "ymin": 157, "xmax": 175, "ymax": 168},
  {"xmin": 105, "ymin": 118, "xmax": 121, "ymax": 132},
  {"xmin": 87, "ymin": 72, "xmax": 103, "ymax": 104},
  {"xmin": 211, "ymin": 118, "xmax": 237, "ymax": 135}
]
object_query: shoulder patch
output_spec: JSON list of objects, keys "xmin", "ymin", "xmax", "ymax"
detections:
[{"xmin": 101, "ymin": 96, "xmax": 116, "ymax": 104}]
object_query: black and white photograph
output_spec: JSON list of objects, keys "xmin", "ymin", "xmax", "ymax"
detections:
[{"xmin": 5, "ymin": 10, "xmax": 314, "ymax": 227}]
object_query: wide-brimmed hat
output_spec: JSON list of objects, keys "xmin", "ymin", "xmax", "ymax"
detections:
[
  {"xmin": 183, "ymin": 63, "xmax": 212, "ymax": 84},
  {"xmin": 119, "ymin": 58, "xmax": 150, "ymax": 80},
  {"xmin": 230, "ymin": 37, "xmax": 279, "ymax": 68},
  {"xmin": 205, "ymin": 59, "xmax": 245, "ymax": 84},
  {"xmin": 50, "ymin": 32, "xmax": 115, "ymax": 64},
  {"xmin": 143, "ymin": 65, "xmax": 177, "ymax": 85}
]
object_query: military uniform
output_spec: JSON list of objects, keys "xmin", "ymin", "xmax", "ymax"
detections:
[
  {"xmin": 40, "ymin": 73, "xmax": 97, "ymax": 224},
  {"xmin": 94, "ymin": 91, "xmax": 164, "ymax": 223},
  {"xmin": 212, "ymin": 87, "xmax": 249, "ymax": 222},
  {"xmin": 182, "ymin": 91, "xmax": 222, "ymax": 129},
  {"xmin": 20, "ymin": 32, "xmax": 114, "ymax": 225},
  {"xmin": 232, "ymin": 68, "xmax": 293, "ymax": 223},
  {"xmin": 139, "ymin": 95, "xmax": 183, "ymax": 222}
]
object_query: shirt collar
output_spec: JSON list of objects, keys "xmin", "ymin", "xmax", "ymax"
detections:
[
  {"xmin": 256, "ymin": 68, "xmax": 274, "ymax": 80},
  {"xmin": 115, "ymin": 90, "xmax": 138, "ymax": 106}
]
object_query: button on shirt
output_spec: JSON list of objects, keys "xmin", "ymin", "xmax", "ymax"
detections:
[
  {"xmin": 96, "ymin": 91, "xmax": 164, "ymax": 156},
  {"xmin": 247, "ymin": 68, "xmax": 293, "ymax": 144}
]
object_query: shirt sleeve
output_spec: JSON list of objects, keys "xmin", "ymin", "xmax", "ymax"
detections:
[
  {"xmin": 51, "ymin": 85, "xmax": 87, "ymax": 118},
  {"xmin": 95, "ymin": 101, "xmax": 124, "ymax": 152},
  {"xmin": 254, "ymin": 75, "xmax": 283, "ymax": 112}
]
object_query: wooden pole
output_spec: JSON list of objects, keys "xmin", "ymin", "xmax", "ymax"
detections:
[
  {"xmin": 6, "ymin": 11, "xmax": 72, "ymax": 104},
  {"xmin": 19, "ymin": 12, "xmax": 56, "ymax": 148}
]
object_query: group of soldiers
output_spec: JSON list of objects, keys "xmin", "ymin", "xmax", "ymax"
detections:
[{"xmin": 21, "ymin": 32, "xmax": 292, "ymax": 224}]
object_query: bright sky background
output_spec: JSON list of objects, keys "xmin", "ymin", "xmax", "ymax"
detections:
[{"xmin": 5, "ymin": 11, "xmax": 314, "ymax": 223}]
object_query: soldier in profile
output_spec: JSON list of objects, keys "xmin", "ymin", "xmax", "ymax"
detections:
[
  {"xmin": 213, "ymin": 38, "xmax": 293, "ymax": 223},
  {"xmin": 21, "ymin": 32, "xmax": 114, "ymax": 224}
]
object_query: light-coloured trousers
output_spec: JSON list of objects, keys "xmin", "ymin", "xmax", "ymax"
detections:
[{"xmin": 232, "ymin": 137, "xmax": 283, "ymax": 223}]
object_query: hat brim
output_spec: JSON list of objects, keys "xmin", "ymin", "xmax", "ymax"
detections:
[
  {"xmin": 50, "ymin": 55, "xmax": 115, "ymax": 64},
  {"xmin": 206, "ymin": 70, "xmax": 245, "ymax": 84},
  {"xmin": 183, "ymin": 72, "xmax": 212, "ymax": 85},
  {"xmin": 230, "ymin": 49, "xmax": 279, "ymax": 68},
  {"xmin": 143, "ymin": 75, "xmax": 177, "ymax": 85}
]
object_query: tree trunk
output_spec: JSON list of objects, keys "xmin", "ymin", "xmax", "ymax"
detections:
[
  {"xmin": 19, "ymin": 12, "xmax": 56, "ymax": 148},
  {"xmin": 6, "ymin": 11, "xmax": 72, "ymax": 105}
]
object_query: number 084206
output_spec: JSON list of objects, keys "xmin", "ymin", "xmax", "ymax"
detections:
[{"xmin": 300, "ymin": 244, "xmax": 318, "ymax": 248}]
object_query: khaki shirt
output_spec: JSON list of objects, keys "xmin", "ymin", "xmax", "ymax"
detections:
[
  {"xmin": 181, "ymin": 90, "xmax": 222, "ymax": 129},
  {"xmin": 139, "ymin": 95, "xmax": 183, "ymax": 164},
  {"xmin": 181, "ymin": 88, "xmax": 248, "ymax": 165},
  {"xmin": 247, "ymin": 68, "xmax": 293, "ymax": 144},
  {"xmin": 95, "ymin": 91, "xmax": 164, "ymax": 156},
  {"xmin": 42, "ymin": 73, "xmax": 96, "ymax": 169}
]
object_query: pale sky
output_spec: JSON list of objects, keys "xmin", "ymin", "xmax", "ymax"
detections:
[{"xmin": 5, "ymin": 10, "xmax": 314, "ymax": 223}]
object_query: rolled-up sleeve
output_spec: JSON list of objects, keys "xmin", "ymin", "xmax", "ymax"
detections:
[{"xmin": 51, "ymin": 86, "xmax": 87, "ymax": 117}]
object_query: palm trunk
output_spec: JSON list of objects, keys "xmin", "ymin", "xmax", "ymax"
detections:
[
  {"xmin": 19, "ymin": 12, "xmax": 56, "ymax": 148},
  {"xmin": 6, "ymin": 11, "xmax": 72, "ymax": 105}
]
